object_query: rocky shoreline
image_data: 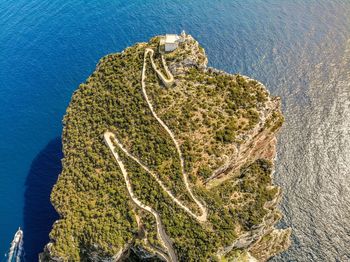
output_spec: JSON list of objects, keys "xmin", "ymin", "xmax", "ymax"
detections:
[{"xmin": 40, "ymin": 34, "xmax": 290, "ymax": 261}]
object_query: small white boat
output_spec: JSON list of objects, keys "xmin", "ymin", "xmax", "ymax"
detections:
[{"xmin": 7, "ymin": 228, "xmax": 23, "ymax": 262}]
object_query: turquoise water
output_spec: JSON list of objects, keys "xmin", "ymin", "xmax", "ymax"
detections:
[{"xmin": 0, "ymin": 1, "xmax": 349, "ymax": 261}]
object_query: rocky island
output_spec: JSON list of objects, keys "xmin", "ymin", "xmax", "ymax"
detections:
[{"xmin": 40, "ymin": 33, "xmax": 291, "ymax": 261}]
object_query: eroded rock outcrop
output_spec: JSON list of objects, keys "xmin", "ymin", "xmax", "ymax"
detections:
[{"xmin": 41, "ymin": 34, "xmax": 290, "ymax": 261}]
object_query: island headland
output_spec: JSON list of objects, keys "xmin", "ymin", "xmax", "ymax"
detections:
[{"xmin": 40, "ymin": 33, "xmax": 291, "ymax": 262}]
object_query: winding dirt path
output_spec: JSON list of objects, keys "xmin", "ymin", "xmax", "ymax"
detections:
[
  {"xmin": 103, "ymin": 47, "xmax": 208, "ymax": 261},
  {"xmin": 142, "ymin": 48, "xmax": 207, "ymax": 222},
  {"xmin": 105, "ymin": 132, "xmax": 204, "ymax": 220},
  {"xmin": 145, "ymin": 48, "xmax": 174, "ymax": 87},
  {"xmin": 104, "ymin": 132, "xmax": 176, "ymax": 262}
]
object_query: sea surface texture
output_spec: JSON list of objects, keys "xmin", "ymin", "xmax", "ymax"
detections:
[{"xmin": 0, "ymin": 1, "xmax": 349, "ymax": 261}]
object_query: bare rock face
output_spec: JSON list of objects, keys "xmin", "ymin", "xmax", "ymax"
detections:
[{"xmin": 41, "ymin": 34, "xmax": 290, "ymax": 262}]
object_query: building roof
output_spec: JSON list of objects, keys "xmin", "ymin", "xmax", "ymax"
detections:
[{"xmin": 165, "ymin": 34, "xmax": 180, "ymax": 44}]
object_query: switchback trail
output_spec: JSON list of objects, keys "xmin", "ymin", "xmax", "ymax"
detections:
[
  {"xmin": 142, "ymin": 48, "xmax": 207, "ymax": 222},
  {"xmin": 104, "ymin": 47, "xmax": 208, "ymax": 261},
  {"xmin": 104, "ymin": 132, "xmax": 176, "ymax": 262}
]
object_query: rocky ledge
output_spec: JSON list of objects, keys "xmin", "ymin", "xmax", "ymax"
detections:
[{"xmin": 40, "ymin": 33, "xmax": 290, "ymax": 261}]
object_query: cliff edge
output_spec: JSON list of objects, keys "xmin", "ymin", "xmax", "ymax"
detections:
[{"xmin": 40, "ymin": 34, "xmax": 290, "ymax": 261}]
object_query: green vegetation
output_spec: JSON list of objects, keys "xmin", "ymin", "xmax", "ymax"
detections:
[
  {"xmin": 234, "ymin": 159, "xmax": 278, "ymax": 230},
  {"xmin": 197, "ymin": 165, "xmax": 212, "ymax": 180},
  {"xmin": 45, "ymin": 35, "xmax": 288, "ymax": 261},
  {"xmin": 146, "ymin": 58, "xmax": 270, "ymax": 176}
]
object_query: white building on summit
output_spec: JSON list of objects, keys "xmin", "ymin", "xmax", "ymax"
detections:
[
  {"xmin": 160, "ymin": 33, "xmax": 186, "ymax": 52},
  {"xmin": 163, "ymin": 34, "xmax": 180, "ymax": 52}
]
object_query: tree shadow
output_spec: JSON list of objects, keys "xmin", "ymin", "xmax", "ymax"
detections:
[{"xmin": 23, "ymin": 137, "xmax": 62, "ymax": 261}]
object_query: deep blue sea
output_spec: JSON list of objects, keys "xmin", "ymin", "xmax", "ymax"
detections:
[{"xmin": 0, "ymin": 1, "xmax": 349, "ymax": 261}]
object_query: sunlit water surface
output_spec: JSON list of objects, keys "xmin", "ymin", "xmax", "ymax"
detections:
[{"xmin": 0, "ymin": 1, "xmax": 349, "ymax": 261}]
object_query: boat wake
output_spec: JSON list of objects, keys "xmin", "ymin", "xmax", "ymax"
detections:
[{"xmin": 4, "ymin": 228, "xmax": 23, "ymax": 262}]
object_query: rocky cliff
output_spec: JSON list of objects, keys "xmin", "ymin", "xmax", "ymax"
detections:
[{"xmin": 40, "ymin": 34, "xmax": 290, "ymax": 261}]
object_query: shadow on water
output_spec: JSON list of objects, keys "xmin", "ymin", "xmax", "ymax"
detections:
[{"xmin": 23, "ymin": 137, "xmax": 62, "ymax": 261}]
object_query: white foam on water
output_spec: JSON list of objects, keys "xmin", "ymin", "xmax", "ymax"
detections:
[{"xmin": 6, "ymin": 228, "xmax": 23, "ymax": 262}]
